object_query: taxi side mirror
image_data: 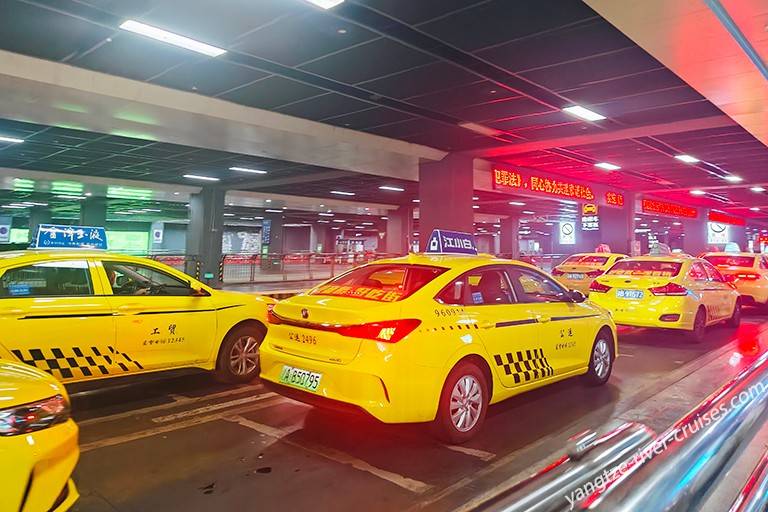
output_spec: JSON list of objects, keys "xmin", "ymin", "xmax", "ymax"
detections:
[
  {"xmin": 568, "ymin": 290, "xmax": 587, "ymax": 303},
  {"xmin": 191, "ymin": 287, "xmax": 211, "ymax": 297}
]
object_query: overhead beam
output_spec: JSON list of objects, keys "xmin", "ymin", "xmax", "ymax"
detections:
[
  {"xmin": 474, "ymin": 115, "xmax": 735, "ymax": 157},
  {"xmin": 222, "ymin": 170, "xmax": 351, "ymax": 191}
]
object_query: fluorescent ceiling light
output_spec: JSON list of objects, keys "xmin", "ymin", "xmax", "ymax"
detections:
[
  {"xmin": 378, "ymin": 186, "xmax": 404, "ymax": 192},
  {"xmin": 412, "ymin": 199, "xmax": 420, "ymax": 203},
  {"xmin": 318, "ymin": 212, "xmax": 334, "ymax": 217},
  {"xmin": 317, "ymin": 220, "xmax": 330, "ymax": 223},
  {"xmin": 20, "ymin": 201, "xmax": 48, "ymax": 207},
  {"xmin": 750, "ymin": 207, "xmax": 760, "ymax": 212},
  {"xmin": 675, "ymin": 154, "xmax": 699, "ymax": 164},
  {"xmin": 0, "ymin": 136, "xmax": 24, "ymax": 144},
  {"xmin": 562, "ymin": 105, "xmax": 606, "ymax": 121},
  {"xmin": 305, "ymin": 0, "xmax": 345, "ymax": 8},
  {"xmin": 690, "ymin": 190, "xmax": 706, "ymax": 196},
  {"xmin": 119, "ymin": 20, "xmax": 226, "ymax": 57},
  {"xmin": 724, "ymin": 175, "xmax": 743, "ymax": 183},
  {"xmin": 142, "ymin": 208, "xmax": 162, "ymax": 213},
  {"xmin": 265, "ymin": 209, "xmax": 284, "ymax": 213},
  {"xmin": 230, "ymin": 167, "xmax": 267, "ymax": 174},
  {"xmin": 595, "ymin": 162, "xmax": 621, "ymax": 171},
  {"xmin": 381, "ymin": 216, "xmax": 388, "ymax": 220},
  {"xmin": 1, "ymin": 205, "xmax": 25, "ymax": 209},
  {"xmin": 223, "ymin": 213, "xmax": 235, "ymax": 217},
  {"xmin": 458, "ymin": 122, "xmax": 503, "ymax": 137},
  {"xmin": 332, "ymin": 219, "xmax": 346, "ymax": 223},
  {"xmin": 522, "ymin": 210, "xmax": 535, "ymax": 214},
  {"xmin": 55, "ymin": 194, "xmax": 86, "ymax": 200},
  {"xmin": 472, "ymin": 205, "xmax": 480, "ymax": 209},
  {"xmin": 508, "ymin": 201, "xmax": 526, "ymax": 206},
  {"xmin": 183, "ymin": 174, "xmax": 219, "ymax": 182},
  {"xmin": 330, "ymin": 190, "xmax": 355, "ymax": 196},
  {"xmin": 751, "ymin": 186, "xmax": 765, "ymax": 192},
  {"xmin": 361, "ymin": 222, "xmax": 374, "ymax": 226}
]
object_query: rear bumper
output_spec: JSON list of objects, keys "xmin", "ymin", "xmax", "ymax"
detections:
[
  {"xmin": 260, "ymin": 341, "xmax": 444, "ymax": 423},
  {"xmin": 1, "ymin": 419, "xmax": 80, "ymax": 512},
  {"xmin": 733, "ymin": 281, "xmax": 768, "ymax": 305},
  {"xmin": 588, "ymin": 295, "xmax": 695, "ymax": 330}
]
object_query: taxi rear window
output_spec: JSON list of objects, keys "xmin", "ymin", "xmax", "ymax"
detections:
[
  {"xmin": 309, "ymin": 264, "xmax": 447, "ymax": 302},
  {"xmin": 577, "ymin": 256, "xmax": 609, "ymax": 265},
  {"xmin": 563, "ymin": 255, "xmax": 585, "ymax": 264},
  {"xmin": 703, "ymin": 255, "xmax": 755, "ymax": 268},
  {"xmin": 606, "ymin": 260, "xmax": 683, "ymax": 277}
]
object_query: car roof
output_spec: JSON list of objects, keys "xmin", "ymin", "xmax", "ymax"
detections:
[
  {"xmin": 0, "ymin": 250, "xmax": 154, "ymax": 267},
  {"xmin": 702, "ymin": 252, "xmax": 757, "ymax": 257},
  {"xmin": 621, "ymin": 254, "xmax": 694, "ymax": 262},
  {"xmin": 371, "ymin": 253, "xmax": 542, "ymax": 273},
  {"xmin": 566, "ymin": 252, "xmax": 627, "ymax": 258}
]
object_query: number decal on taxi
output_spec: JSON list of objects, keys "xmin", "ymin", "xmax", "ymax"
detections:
[
  {"xmin": 434, "ymin": 307, "xmax": 465, "ymax": 318},
  {"xmin": 288, "ymin": 332, "xmax": 318, "ymax": 345}
]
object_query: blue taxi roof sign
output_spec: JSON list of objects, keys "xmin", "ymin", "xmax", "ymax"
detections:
[
  {"xmin": 425, "ymin": 229, "xmax": 478, "ymax": 255},
  {"xmin": 32, "ymin": 224, "xmax": 108, "ymax": 250}
]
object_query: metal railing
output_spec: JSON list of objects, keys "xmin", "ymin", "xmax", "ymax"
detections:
[
  {"xmin": 148, "ymin": 254, "xmax": 201, "ymax": 280},
  {"xmin": 218, "ymin": 252, "xmax": 402, "ymax": 284},
  {"xmin": 475, "ymin": 349, "xmax": 768, "ymax": 512}
]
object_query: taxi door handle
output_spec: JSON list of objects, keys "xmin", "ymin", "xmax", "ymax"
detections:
[
  {"xmin": 0, "ymin": 308, "xmax": 25, "ymax": 318},
  {"xmin": 479, "ymin": 321, "xmax": 494, "ymax": 329},
  {"xmin": 117, "ymin": 303, "xmax": 146, "ymax": 314},
  {"xmin": 537, "ymin": 315, "xmax": 552, "ymax": 323}
]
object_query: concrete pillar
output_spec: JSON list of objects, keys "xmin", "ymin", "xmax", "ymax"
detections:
[
  {"xmin": 29, "ymin": 206, "xmax": 52, "ymax": 242},
  {"xmin": 262, "ymin": 213, "xmax": 285, "ymax": 254},
  {"xmin": 186, "ymin": 187, "xmax": 225, "ymax": 287},
  {"xmin": 79, "ymin": 196, "xmax": 107, "ymax": 226},
  {"xmin": 682, "ymin": 214, "xmax": 708, "ymax": 256},
  {"xmin": 599, "ymin": 192, "xmax": 636, "ymax": 255},
  {"xmin": 385, "ymin": 206, "xmax": 413, "ymax": 255},
  {"xmin": 499, "ymin": 216, "xmax": 520, "ymax": 258},
  {"xmin": 418, "ymin": 154, "xmax": 474, "ymax": 251}
]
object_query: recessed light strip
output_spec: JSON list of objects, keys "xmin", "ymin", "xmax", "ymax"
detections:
[{"xmin": 119, "ymin": 20, "xmax": 226, "ymax": 57}]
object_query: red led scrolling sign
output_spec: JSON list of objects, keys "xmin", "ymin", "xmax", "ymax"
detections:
[
  {"xmin": 641, "ymin": 198, "xmax": 698, "ymax": 219},
  {"xmin": 492, "ymin": 168, "xmax": 595, "ymax": 201},
  {"xmin": 605, "ymin": 191, "xmax": 625, "ymax": 207},
  {"xmin": 708, "ymin": 211, "xmax": 745, "ymax": 226}
]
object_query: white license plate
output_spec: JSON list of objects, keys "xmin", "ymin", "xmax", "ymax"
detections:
[
  {"xmin": 617, "ymin": 289, "xmax": 644, "ymax": 300},
  {"xmin": 278, "ymin": 365, "xmax": 322, "ymax": 392},
  {"xmin": 567, "ymin": 273, "xmax": 585, "ymax": 280}
]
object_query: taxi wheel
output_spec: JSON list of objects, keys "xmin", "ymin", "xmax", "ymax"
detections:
[
  {"xmin": 687, "ymin": 308, "xmax": 707, "ymax": 343},
  {"xmin": 433, "ymin": 362, "xmax": 489, "ymax": 444},
  {"xmin": 726, "ymin": 300, "xmax": 741, "ymax": 328},
  {"xmin": 584, "ymin": 332, "xmax": 614, "ymax": 386},
  {"xmin": 214, "ymin": 324, "xmax": 266, "ymax": 383}
]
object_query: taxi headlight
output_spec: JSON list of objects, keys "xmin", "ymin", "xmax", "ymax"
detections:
[{"xmin": 0, "ymin": 394, "xmax": 70, "ymax": 436}]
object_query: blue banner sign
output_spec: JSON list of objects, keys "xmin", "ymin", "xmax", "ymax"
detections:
[
  {"xmin": 262, "ymin": 219, "xmax": 272, "ymax": 245},
  {"xmin": 33, "ymin": 224, "xmax": 108, "ymax": 250},
  {"xmin": 425, "ymin": 229, "xmax": 478, "ymax": 255}
]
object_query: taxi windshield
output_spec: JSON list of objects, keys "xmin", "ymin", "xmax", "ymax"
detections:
[
  {"xmin": 607, "ymin": 260, "xmax": 683, "ymax": 277},
  {"xmin": 310, "ymin": 264, "xmax": 447, "ymax": 302},
  {"xmin": 703, "ymin": 255, "xmax": 755, "ymax": 268}
]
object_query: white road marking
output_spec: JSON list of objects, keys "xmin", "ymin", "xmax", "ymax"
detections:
[
  {"xmin": 79, "ymin": 397, "xmax": 284, "ymax": 452},
  {"xmin": 443, "ymin": 445, "xmax": 496, "ymax": 461},
  {"xmin": 227, "ymin": 415, "xmax": 433, "ymax": 494},
  {"xmin": 77, "ymin": 384, "xmax": 264, "ymax": 426},
  {"xmin": 621, "ymin": 353, "xmax": 636, "ymax": 358},
  {"xmin": 151, "ymin": 393, "xmax": 277, "ymax": 423}
]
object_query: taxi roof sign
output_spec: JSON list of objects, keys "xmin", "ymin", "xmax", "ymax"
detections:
[
  {"xmin": 425, "ymin": 229, "xmax": 478, "ymax": 255},
  {"xmin": 32, "ymin": 224, "xmax": 108, "ymax": 250}
]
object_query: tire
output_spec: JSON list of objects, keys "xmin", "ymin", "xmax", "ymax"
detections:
[
  {"xmin": 432, "ymin": 361, "xmax": 489, "ymax": 444},
  {"xmin": 727, "ymin": 300, "xmax": 741, "ymax": 328},
  {"xmin": 214, "ymin": 323, "xmax": 266, "ymax": 383},
  {"xmin": 584, "ymin": 331, "xmax": 614, "ymax": 386},
  {"xmin": 687, "ymin": 308, "xmax": 707, "ymax": 343}
]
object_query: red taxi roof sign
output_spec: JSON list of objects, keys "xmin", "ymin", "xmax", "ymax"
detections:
[{"xmin": 425, "ymin": 229, "xmax": 478, "ymax": 255}]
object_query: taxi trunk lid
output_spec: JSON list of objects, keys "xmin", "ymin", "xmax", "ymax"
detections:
[
  {"xmin": 269, "ymin": 295, "xmax": 399, "ymax": 364},
  {"xmin": 597, "ymin": 275, "xmax": 674, "ymax": 290}
]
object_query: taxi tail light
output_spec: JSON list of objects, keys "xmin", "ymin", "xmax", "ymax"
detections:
[
  {"xmin": 267, "ymin": 304, "xmax": 282, "ymax": 324},
  {"xmin": 649, "ymin": 282, "xmax": 688, "ymax": 296},
  {"xmin": 551, "ymin": 268, "xmax": 565, "ymax": 276},
  {"xmin": 585, "ymin": 270, "xmax": 604, "ymax": 278},
  {"xmin": 589, "ymin": 281, "xmax": 612, "ymax": 293},
  {"xmin": 336, "ymin": 319, "xmax": 421, "ymax": 343}
]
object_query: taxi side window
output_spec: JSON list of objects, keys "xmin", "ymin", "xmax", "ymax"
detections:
[
  {"xmin": 465, "ymin": 269, "xmax": 514, "ymax": 305},
  {"xmin": 688, "ymin": 262, "xmax": 708, "ymax": 281},
  {"xmin": 0, "ymin": 260, "xmax": 93, "ymax": 297},
  {"xmin": 702, "ymin": 261, "xmax": 725, "ymax": 283},
  {"xmin": 508, "ymin": 268, "xmax": 569, "ymax": 303},
  {"xmin": 435, "ymin": 278, "xmax": 465, "ymax": 305},
  {"xmin": 103, "ymin": 262, "xmax": 194, "ymax": 296}
]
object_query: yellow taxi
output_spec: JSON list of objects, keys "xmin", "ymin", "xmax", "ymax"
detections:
[
  {"xmin": 260, "ymin": 230, "xmax": 617, "ymax": 443},
  {"xmin": 0, "ymin": 249, "xmax": 275, "ymax": 384},
  {"xmin": 588, "ymin": 254, "xmax": 740, "ymax": 342},
  {"xmin": 701, "ymin": 252, "xmax": 768, "ymax": 307},
  {"xmin": 552, "ymin": 252, "xmax": 628, "ymax": 293},
  {"xmin": 1, "ymin": 360, "xmax": 79, "ymax": 512}
]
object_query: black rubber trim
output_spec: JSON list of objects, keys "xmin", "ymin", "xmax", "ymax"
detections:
[
  {"xmin": 549, "ymin": 315, "xmax": 600, "ymax": 322},
  {"xmin": 19, "ymin": 313, "xmax": 115, "ymax": 320},
  {"xmin": 496, "ymin": 318, "xmax": 538, "ymax": 328}
]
